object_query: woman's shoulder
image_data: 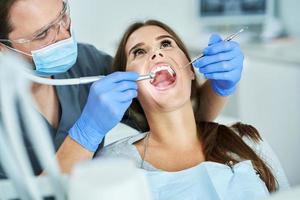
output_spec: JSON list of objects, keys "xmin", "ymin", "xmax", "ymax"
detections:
[
  {"xmin": 229, "ymin": 123, "xmax": 290, "ymax": 191},
  {"xmin": 95, "ymin": 133, "xmax": 147, "ymax": 160}
]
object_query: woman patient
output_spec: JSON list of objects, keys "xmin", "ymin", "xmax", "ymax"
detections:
[{"xmin": 96, "ymin": 20, "xmax": 289, "ymax": 199}]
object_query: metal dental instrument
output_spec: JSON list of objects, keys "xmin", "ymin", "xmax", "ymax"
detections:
[
  {"xmin": 136, "ymin": 72, "xmax": 156, "ymax": 81},
  {"xmin": 182, "ymin": 27, "xmax": 247, "ymax": 69},
  {"xmin": 23, "ymin": 71, "xmax": 156, "ymax": 86}
]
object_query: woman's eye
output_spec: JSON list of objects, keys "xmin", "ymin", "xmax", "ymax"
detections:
[
  {"xmin": 133, "ymin": 48, "xmax": 146, "ymax": 57},
  {"xmin": 160, "ymin": 40, "xmax": 172, "ymax": 49}
]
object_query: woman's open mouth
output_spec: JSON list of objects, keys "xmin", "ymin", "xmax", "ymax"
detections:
[{"xmin": 150, "ymin": 65, "xmax": 177, "ymax": 90}]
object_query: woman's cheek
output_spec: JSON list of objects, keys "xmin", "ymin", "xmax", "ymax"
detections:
[
  {"xmin": 127, "ymin": 60, "xmax": 147, "ymax": 73},
  {"xmin": 136, "ymin": 86, "xmax": 151, "ymax": 107},
  {"xmin": 168, "ymin": 50, "xmax": 188, "ymax": 67},
  {"xmin": 126, "ymin": 62, "xmax": 139, "ymax": 72}
]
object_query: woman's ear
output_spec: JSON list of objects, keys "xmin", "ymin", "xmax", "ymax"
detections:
[{"xmin": 188, "ymin": 66, "xmax": 196, "ymax": 80}]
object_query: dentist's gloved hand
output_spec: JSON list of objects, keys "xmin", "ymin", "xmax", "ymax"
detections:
[
  {"xmin": 69, "ymin": 72, "xmax": 139, "ymax": 152},
  {"xmin": 194, "ymin": 34, "xmax": 244, "ymax": 96}
]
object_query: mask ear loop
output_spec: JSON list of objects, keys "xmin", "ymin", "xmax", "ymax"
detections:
[{"xmin": 2, "ymin": 44, "xmax": 32, "ymax": 57}]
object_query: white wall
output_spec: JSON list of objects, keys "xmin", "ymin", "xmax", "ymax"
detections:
[
  {"xmin": 69, "ymin": 0, "xmax": 300, "ymax": 53},
  {"xmin": 239, "ymin": 55, "xmax": 300, "ymax": 186},
  {"xmin": 69, "ymin": 0, "xmax": 201, "ymax": 56},
  {"xmin": 279, "ymin": 0, "xmax": 300, "ymax": 37}
]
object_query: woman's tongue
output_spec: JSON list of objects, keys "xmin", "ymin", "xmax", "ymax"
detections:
[{"xmin": 150, "ymin": 70, "xmax": 176, "ymax": 88}]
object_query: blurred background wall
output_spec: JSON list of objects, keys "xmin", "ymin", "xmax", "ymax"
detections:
[{"xmin": 69, "ymin": 0, "xmax": 300, "ymax": 187}]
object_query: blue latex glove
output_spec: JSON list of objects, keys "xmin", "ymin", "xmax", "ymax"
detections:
[
  {"xmin": 194, "ymin": 34, "xmax": 244, "ymax": 96},
  {"xmin": 69, "ymin": 72, "xmax": 139, "ymax": 152}
]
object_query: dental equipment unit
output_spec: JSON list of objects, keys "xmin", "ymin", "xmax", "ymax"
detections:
[
  {"xmin": 0, "ymin": 52, "xmax": 151, "ymax": 200},
  {"xmin": 23, "ymin": 69, "xmax": 155, "ymax": 86}
]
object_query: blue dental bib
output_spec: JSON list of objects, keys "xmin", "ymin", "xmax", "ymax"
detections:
[{"xmin": 145, "ymin": 160, "xmax": 269, "ymax": 200}]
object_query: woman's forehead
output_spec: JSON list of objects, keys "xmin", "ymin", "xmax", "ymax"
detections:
[{"xmin": 125, "ymin": 25, "xmax": 172, "ymax": 52}]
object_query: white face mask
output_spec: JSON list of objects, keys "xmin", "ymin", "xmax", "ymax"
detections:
[
  {"xmin": 3, "ymin": 28, "xmax": 78, "ymax": 77},
  {"xmin": 31, "ymin": 28, "xmax": 78, "ymax": 77},
  {"xmin": 145, "ymin": 160, "xmax": 269, "ymax": 200}
]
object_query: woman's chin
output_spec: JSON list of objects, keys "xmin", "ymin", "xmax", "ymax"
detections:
[{"xmin": 144, "ymin": 93, "xmax": 190, "ymax": 113}]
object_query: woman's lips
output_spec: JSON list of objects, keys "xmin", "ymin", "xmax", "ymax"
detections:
[{"xmin": 150, "ymin": 65, "xmax": 177, "ymax": 90}]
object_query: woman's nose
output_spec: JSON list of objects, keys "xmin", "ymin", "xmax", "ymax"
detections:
[{"xmin": 151, "ymin": 50, "xmax": 164, "ymax": 60}]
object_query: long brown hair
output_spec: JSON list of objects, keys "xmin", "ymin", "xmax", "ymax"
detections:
[{"xmin": 113, "ymin": 20, "xmax": 277, "ymax": 192}]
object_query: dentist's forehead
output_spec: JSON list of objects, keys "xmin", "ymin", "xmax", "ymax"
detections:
[
  {"xmin": 9, "ymin": 0, "xmax": 62, "ymax": 38},
  {"xmin": 126, "ymin": 25, "xmax": 172, "ymax": 53}
]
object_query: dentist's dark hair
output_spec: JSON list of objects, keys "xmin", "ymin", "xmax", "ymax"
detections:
[
  {"xmin": 113, "ymin": 19, "xmax": 277, "ymax": 192},
  {"xmin": 0, "ymin": 0, "xmax": 17, "ymax": 46}
]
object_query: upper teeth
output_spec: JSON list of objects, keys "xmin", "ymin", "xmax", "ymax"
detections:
[{"xmin": 152, "ymin": 65, "xmax": 175, "ymax": 76}]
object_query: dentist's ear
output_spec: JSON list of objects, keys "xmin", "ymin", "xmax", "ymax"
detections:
[{"xmin": 0, "ymin": 43, "xmax": 5, "ymax": 52}]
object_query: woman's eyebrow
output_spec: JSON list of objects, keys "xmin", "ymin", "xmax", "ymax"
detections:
[
  {"xmin": 156, "ymin": 35, "xmax": 174, "ymax": 40},
  {"xmin": 128, "ymin": 35, "xmax": 174, "ymax": 55},
  {"xmin": 128, "ymin": 42, "xmax": 145, "ymax": 55}
]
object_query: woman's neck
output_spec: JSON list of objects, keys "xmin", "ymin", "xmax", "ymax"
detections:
[{"xmin": 145, "ymin": 101, "xmax": 199, "ymax": 148}]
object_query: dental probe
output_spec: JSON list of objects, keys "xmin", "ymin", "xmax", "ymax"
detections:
[
  {"xmin": 182, "ymin": 27, "xmax": 247, "ymax": 69},
  {"xmin": 23, "ymin": 71, "xmax": 156, "ymax": 86}
]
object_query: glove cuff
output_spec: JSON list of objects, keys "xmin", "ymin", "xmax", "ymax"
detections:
[
  {"xmin": 69, "ymin": 118, "xmax": 105, "ymax": 152},
  {"xmin": 211, "ymin": 81, "xmax": 237, "ymax": 96}
]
